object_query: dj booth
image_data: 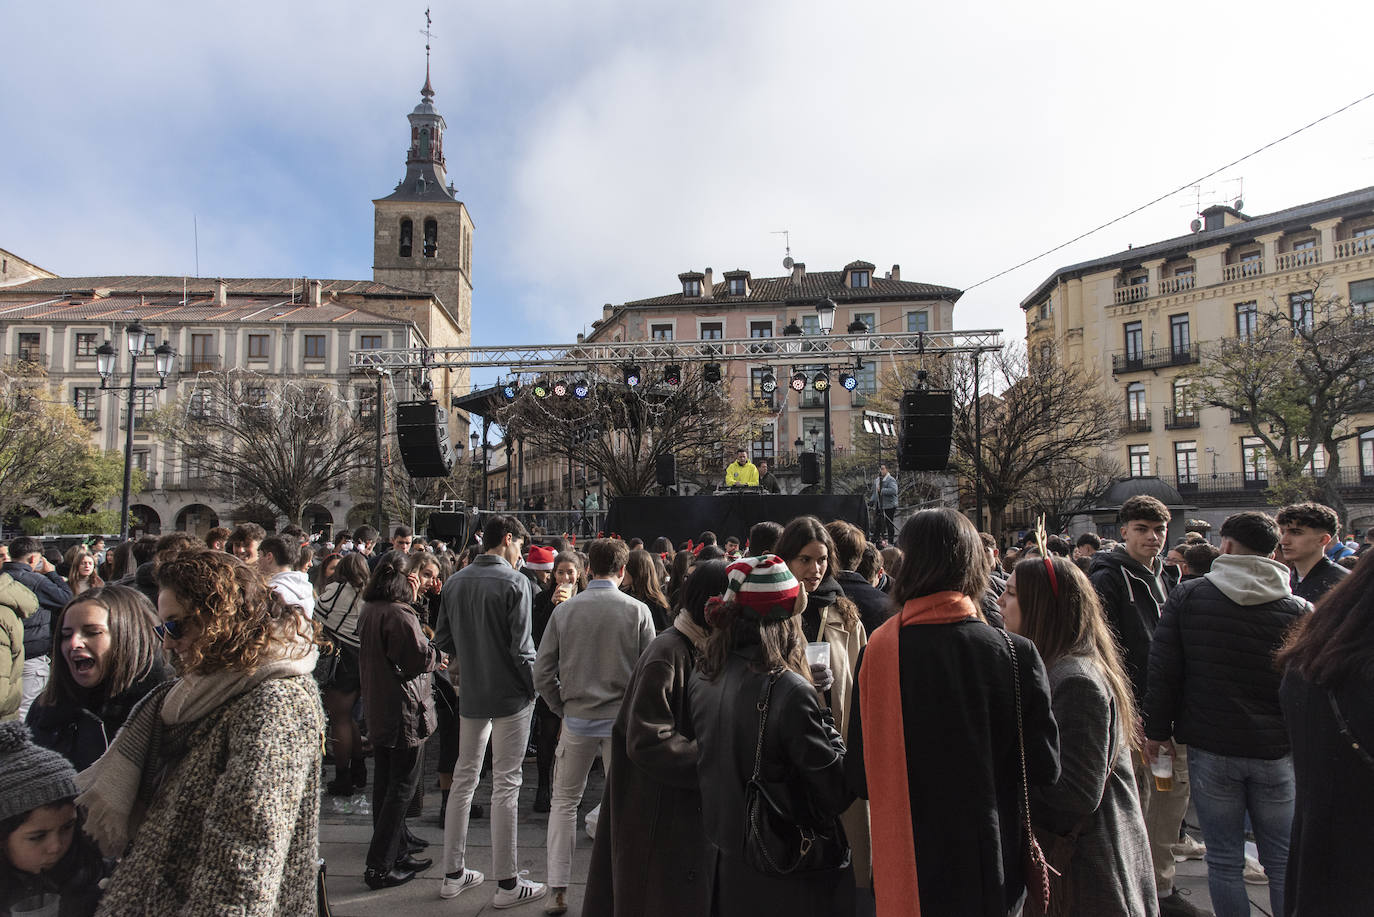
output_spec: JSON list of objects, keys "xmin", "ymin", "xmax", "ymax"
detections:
[{"xmin": 604, "ymin": 492, "xmax": 869, "ymax": 546}]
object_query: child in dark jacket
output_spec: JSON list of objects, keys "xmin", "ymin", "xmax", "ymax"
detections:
[{"xmin": 0, "ymin": 722, "xmax": 107, "ymax": 917}]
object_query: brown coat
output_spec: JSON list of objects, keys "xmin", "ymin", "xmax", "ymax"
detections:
[
  {"xmin": 583, "ymin": 625, "xmax": 711, "ymax": 917},
  {"xmin": 814, "ymin": 595, "xmax": 873, "ymax": 889},
  {"xmin": 357, "ymin": 600, "xmax": 439, "ymax": 748}
]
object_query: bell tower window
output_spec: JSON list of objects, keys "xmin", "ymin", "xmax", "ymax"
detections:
[
  {"xmin": 399, "ymin": 219, "xmax": 413, "ymax": 258},
  {"xmin": 424, "ymin": 218, "xmax": 438, "ymax": 258}
]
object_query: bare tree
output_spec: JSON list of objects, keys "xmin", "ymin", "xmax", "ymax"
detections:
[
  {"xmin": 949, "ymin": 344, "xmax": 1119, "ymax": 539},
  {"xmin": 493, "ymin": 368, "xmax": 763, "ymax": 497},
  {"xmin": 153, "ymin": 371, "xmax": 373, "ymax": 527},
  {"xmin": 1198, "ymin": 274, "xmax": 1374, "ymax": 522},
  {"xmin": 1022, "ymin": 451, "xmax": 1122, "ymax": 535}
]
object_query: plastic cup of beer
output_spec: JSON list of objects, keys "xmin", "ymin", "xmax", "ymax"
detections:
[
  {"xmin": 805, "ymin": 642, "xmax": 831, "ymax": 670},
  {"xmin": 1151, "ymin": 747, "xmax": 1174, "ymax": 792}
]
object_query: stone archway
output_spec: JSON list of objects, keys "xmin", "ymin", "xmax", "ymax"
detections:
[
  {"xmin": 303, "ymin": 503, "xmax": 334, "ymax": 541},
  {"xmin": 175, "ymin": 503, "xmax": 220, "ymax": 537},
  {"xmin": 129, "ymin": 504, "xmax": 162, "ymax": 537}
]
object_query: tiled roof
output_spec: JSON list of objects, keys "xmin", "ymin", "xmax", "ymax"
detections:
[
  {"xmin": 0, "ymin": 292, "xmax": 412, "ymax": 326},
  {"xmin": 3, "ymin": 276, "xmax": 430, "ymax": 298},
  {"xmin": 1020, "ymin": 184, "xmax": 1374, "ymax": 308},
  {"xmin": 843, "ymin": 259, "xmax": 876, "ymax": 272},
  {"xmin": 621, "ymin": 270, "xmax": 961, "ymax": 308}
]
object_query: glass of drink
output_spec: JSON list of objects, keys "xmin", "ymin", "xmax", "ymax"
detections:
[
  {"xmin": 1151, "ymin": 747, "xmax": 1174, "ymax": 792},
  {"xmin": 805, "ymin": 642, "xmax": 831, "ymax": 669}
]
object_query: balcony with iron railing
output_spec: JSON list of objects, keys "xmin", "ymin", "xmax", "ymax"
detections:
[
  {"xmin": 1164, "ymin": 407, "xmax": 1200, "ymax": 429},
  {"xmin": 1230, "ymin": 409, "xmax": 1254, "ymax": 425},
  {"xmin": 1160, "ymin": 466, "xmax": 1374, "ymax": 502},
  {"xmin": 1111, "ymin": 343, "xmax": 1201, "ymax": 374},
  {"xmin": 13, "ymin": 350, "xmax": 48, "ymax": 365},
  {"xmin": 184, "ymin": 354, "xmax": 222, "ymax": 373},
  {"xmin": 1120, "ymin": 410, "xmax": 1152, "ymax": 434}
]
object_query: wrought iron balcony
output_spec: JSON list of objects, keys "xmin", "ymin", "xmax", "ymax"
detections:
[
  {"xmin": 1120, "ymin": 410, "xmax": 1152, "ymax": 434},
  {"xmin": 1164, "ymin": 407, "xmax": 1200, "ymax": 429},
  {"xmin": 1111, "ymin": 343, "xmax": 1200, "ymax": 375}
]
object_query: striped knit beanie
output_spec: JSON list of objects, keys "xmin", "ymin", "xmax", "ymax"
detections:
[
  {"xmin": 722, "ymin": 554, "xmax": 804, "ymax": 622},
  {"xmin": 0, "ymin": 721, "xmax": 79, "ymax": 822}
]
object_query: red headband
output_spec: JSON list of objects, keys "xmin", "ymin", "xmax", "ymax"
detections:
[{"xmin": 1044, "ymin": 557, "xmax": 1059, "ymax": 597}]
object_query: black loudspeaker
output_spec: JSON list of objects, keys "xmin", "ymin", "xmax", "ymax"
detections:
[
  {"xmin": 656, "ymin": 454, "xmax": 677, "ymax": 486},
  {"xmin": 426, "ymin": 512, "xmax": 466, "ymax": 542},
  {"xmin": 799, "ymin": 452, "xmax": 820, "ymax": 485},
  {"xmin": 898, "ymin": 389, "xmax": 954, "ymax": 472},
  {"xmin": 395, "ymin": 401, "xmax": 455, "ymax": 478}
]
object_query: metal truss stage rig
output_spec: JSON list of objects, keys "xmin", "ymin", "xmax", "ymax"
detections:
[{"xmin": 348, "ymin": 329, "xmax": 1005, "ymax": 375}]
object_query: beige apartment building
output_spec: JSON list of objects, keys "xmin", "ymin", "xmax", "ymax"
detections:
[
  {"xmin": 1021, "ymin": 185, "xmax": 1374, "ymax": 533},
  {"xmin": 0, "ymin": 70, "xmax": 474, "ymax": 537}
]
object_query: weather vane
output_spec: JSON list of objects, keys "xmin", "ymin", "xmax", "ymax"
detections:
[{"xmin": 421, "ymin": 8, "xmax": 435, "ymax": 78}]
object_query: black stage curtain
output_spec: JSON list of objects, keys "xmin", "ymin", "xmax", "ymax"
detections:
[{"xmin": 604, "ymin": 494, "xmax": 869, "ymax": 547}]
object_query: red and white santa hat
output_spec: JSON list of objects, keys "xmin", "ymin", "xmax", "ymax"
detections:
[{"xmin": 525, "ymin": 544, "xmax": 557, "ymax": 571}]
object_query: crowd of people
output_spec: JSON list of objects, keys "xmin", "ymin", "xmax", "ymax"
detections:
[{"xmin": 0, "ymin": 494, "xmax": 1370, "ymax": 916}]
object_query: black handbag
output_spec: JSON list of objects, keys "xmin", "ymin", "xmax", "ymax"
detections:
[{"xmin": 743, "ymin": 670, "xmax": 851, "ymax": 876}]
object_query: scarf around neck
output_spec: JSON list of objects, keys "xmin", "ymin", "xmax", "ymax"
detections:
[
  {"xmin": 672, "ymin": 609, "xmax": 709, "ymax": 653},
  {"xmin": 75, "ymin": 636, "xmax": 318, "ymax": 856},
  {"xmin": 859, "ymin": 591, "xmax": 978, "ymax": 917}
]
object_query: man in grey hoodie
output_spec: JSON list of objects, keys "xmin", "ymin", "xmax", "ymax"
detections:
[
  {"xmin": 1144, "ymin": 511, "xmax": 1310, "ymax": 917},
  {"xmin": 258, "ymin": 535, "xmax": 315, "ymax": 619},
  {"xmin": 534, "ymin": 538, "xmax": 654, "ymax": 915}
]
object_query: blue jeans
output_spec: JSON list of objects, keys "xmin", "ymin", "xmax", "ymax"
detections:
[{"xmin": 1188, "ymin": 747, "xmax": 1294, "ymax": 917}]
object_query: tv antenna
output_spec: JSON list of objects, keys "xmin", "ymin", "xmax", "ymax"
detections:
[{"xmin": 772, "ymin": 229, "xmax": 793, "ymax": 270}]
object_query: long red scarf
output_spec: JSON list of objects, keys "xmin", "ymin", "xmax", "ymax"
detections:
[{"xmin": 859, "ymin": 591, "xmax": 978, "ymax": 916}]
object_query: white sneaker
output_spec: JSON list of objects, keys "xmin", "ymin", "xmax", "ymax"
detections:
[
  {"xmin": 1244, "ymin": 856, "xmax": 1268, "ymax": 885},
  {"xmin": 439, "ymin": 868, "xmax": 484, "ymax": 899},
  {"xmin": 493, "ymin": 873, "xmax": 548, "ymax": 909},
  {"xmin": 1171, "ymin": 834, "xmax": 1206, "ymax": 862}
]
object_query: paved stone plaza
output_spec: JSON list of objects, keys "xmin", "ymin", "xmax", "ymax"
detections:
[{"xmin": 318, "ymin": 750, "xmax": 1276, "ymax": 916}]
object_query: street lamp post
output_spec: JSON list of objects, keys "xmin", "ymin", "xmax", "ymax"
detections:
[
  {"xmin": 814, "ymin": 299, "xmax": 836, "ymax": 493},
  {"xmin": 96, "ymin": 323, "xmax": 175, "ymax": 540},
  {"xmin": 469, "ymin": 431, "xmax": 481, "ymax": 506}
]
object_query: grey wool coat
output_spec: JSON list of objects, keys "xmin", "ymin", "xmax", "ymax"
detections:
[
  {"xmin": 1030, "ymin": 654, "xmax": 1159, "ymax": 917},
  {"xmin": 95, "ymin": 675, "xmax": 325, "ymax": 917}
]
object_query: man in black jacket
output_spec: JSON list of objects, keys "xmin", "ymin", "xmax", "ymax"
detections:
[
  {"xmin": 1089, "ymin": 495, "xmax": 1203, "ymax": 916},
  {"xmin": 1277, "ymin": 502, "xmax": 1348, "ymax": 603},
  {"xmin": 2, "ymin": 535, "xmax": 72, "ymax": 719},
  {"xmin": 1144, "ymin": 511, "xmax": 1309, "ymax": 917}
]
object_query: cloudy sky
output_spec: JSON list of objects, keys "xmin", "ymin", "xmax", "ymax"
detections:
[{"xmin": 4, "ymin": 0, "xmax": 1372, "ymax": 381}]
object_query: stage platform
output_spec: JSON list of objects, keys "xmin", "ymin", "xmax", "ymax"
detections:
[{"xmin": 604, "ymin": 493, "xmax": 869, "ymax": 545}]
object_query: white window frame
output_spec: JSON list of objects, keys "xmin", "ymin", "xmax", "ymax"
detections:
[
  {"xmin": 697, "ymin": 319, "xmax": 724, "ymax": 340},
  {"xmin": 649, "ymin": 321, "xmax": 676, "ymax": 341},
  {"xmin": 1128, "ymin": 445, "xmax": 1150, "ymax": 477}
]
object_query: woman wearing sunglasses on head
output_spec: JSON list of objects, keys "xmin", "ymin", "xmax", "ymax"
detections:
[{"xmin": 76, "ymin": 548, "xmax": 326, "ymax": 916}]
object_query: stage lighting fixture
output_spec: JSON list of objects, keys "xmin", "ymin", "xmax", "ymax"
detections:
[
  {"xmin": 664, "ymin": 364, "xmax": 682, "ymax": 386},
  {"xmin": 703, "ymin": 362, "xmax": 722, "ymax": 383},
  {"xmin": 839, "ymin": 370, "xmax": 857, "ymax": 391},
  {"xmin": 533, "ymin": 379, "xmax": 550, "ymax": 398},
  {"xmin": 552, "ymin": 379, "xmax": 569, "ymax": 398},
  {"xmin": 501, "ymin": 381, "xmax": 519, "ymax": 401},
  {"xmin": 573, "ymin": 379, "xmax": 590, "ymax": 399},
  {"xmin": 760, "ymin": 372, "xmax": 777, "ymax": 394},
  {"xmin": 812, "ymin": 370, "xmax": 830, "ymax": 392},
  {"xmin": 790, "ymin": 371, "xmax": 808, "ymax": 392},
  {"xmin": 623, "ymin": 364, "xmax": 642, "ymax": 387}
]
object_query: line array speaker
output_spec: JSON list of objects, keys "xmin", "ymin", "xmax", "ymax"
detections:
[
  {"xmin": 656, "ymin": 454, "xmax": 677, "ymax": 487},
  {"xmin": 898, "ymin": 389, "xmax": 954, "ymax": 472},
  {"xmin": 395, "ymin": 400, "xmax": 455, "ymax": 478},
  {"xmin": 799, "ymin": 451, "xmax": 821, "ymax": 485}
]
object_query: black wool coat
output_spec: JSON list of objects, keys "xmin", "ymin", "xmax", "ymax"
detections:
[
  {"xmin": 583, "ymin": 626, "xmax": 711, "ymax": 917},
  {"xmin": 846, "ymin": 619, "xmax": 1060, "ymax": 917},
  {"xmin": 27, "ymin": 661, "xmax": 173, "ymax": 771}
]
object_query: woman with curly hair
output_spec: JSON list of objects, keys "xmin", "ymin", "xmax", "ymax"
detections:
[
  {"xmin": 27, "ymin": 585, "xmax": 171, "ymax": 771},
  {"xmin": 75, "ymin": 548, "xmax": 325, "ymax": 916}
]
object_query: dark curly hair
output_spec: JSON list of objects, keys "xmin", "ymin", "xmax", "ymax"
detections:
[{"xmin": 155, "ymin": 548, "xmax": 321, "ymax": 675}]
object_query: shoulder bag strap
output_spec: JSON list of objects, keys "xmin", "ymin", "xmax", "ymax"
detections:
[
  {"xmin": 1327, "ymin": 689, "xmax": 1374, "ymax": 773},
  {"xmin": 999, "ymin": 630, "xmax": 1035, "ymax": 838},
  {"xmin": 751, "ymin": 670, "xmax": 781, "ymax": 782}
]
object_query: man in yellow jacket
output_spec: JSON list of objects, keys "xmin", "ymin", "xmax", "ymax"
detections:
[{"xmin": 723, "ymin": 449, "xmax": 759, "ymax": 488}]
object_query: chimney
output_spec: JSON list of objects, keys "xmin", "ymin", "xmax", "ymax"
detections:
[
  {"xmin": 307, "ymin": 279, "xmax": 322, "ymax": 306},
  {"xmin": 791, "ymin": 262, "xmax": 806, "ymax": 285},
  {"xmin": 701, "ymin": 267, "xmax": 714, "ymax": 300},
  {"xmin": 603, "ymin": 303, "xmax": 614, "ymax": 320},
  {"xmin": 890, "ymin": 264, "xmax": 901, "ymax": 282},
  {"xmin": 214, "ymin": 279, "xmax": 227, "ymax": 306}
]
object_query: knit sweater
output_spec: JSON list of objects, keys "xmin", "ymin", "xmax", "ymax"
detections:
[
  {"xmin": 534, "ymin": 580, "xmax": 655, "ymax": 721},
  {"xmin": 94, "ymin": 675, "xmax": 324, "ymax": 917}
]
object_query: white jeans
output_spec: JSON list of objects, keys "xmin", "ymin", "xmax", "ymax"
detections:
[
  {"xmin": 545, "ymin": 731, "xmax": 612, "ymax": 888},
  {"xmin": 18, "ymin": 656, "xmax": 50, "ymax": 722},
  {"xmin": 442, "ymin": 704, "xmax": 533, "ymax": 881}
]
